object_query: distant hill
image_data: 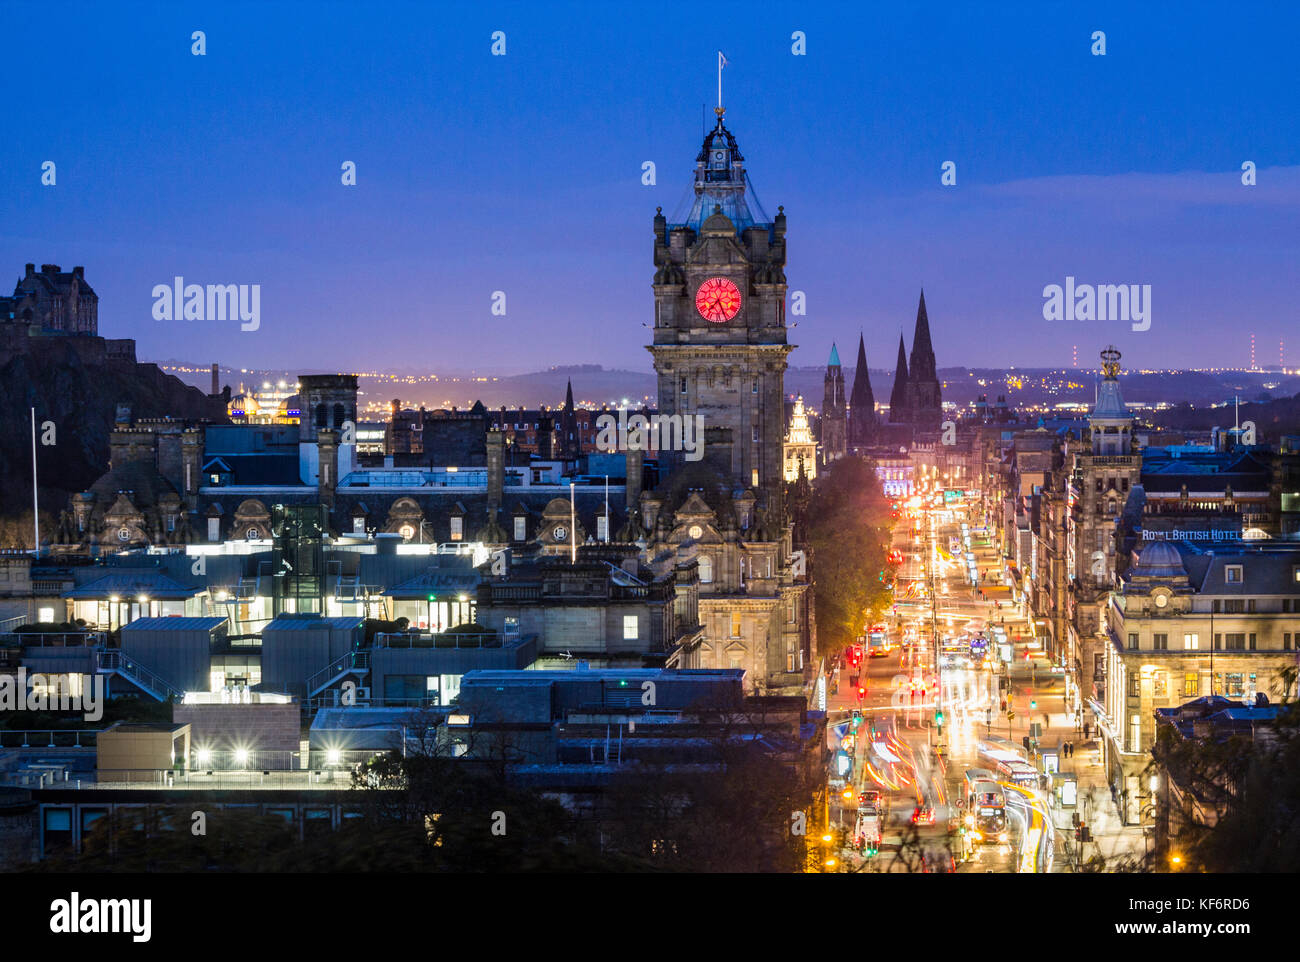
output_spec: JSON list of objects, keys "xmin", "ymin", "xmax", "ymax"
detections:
[{"xmin": 165, "ymin": 359, "xmax": 1300, "ymax": 416}]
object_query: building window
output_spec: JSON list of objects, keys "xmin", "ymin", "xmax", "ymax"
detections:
[
  {"xmin": 1130, "ymin": 714, "xmax": 1142, "ymax": 753},
  {"xmin": 680, "ymin": 378, "xmax": 687, "ymax": 395},
  {"xmin": 1184, "ymin": 672, "xmax": 1199, "ymax": 696},
  {"xmin": 730, "ymin": 613, "xmax": 742, "ymax": 638},
  {"xmin": 207, "ymin": 517, "xmax": 220, "ymax": 541},
  {"xmin": 1249, "ymin": 633, "xmax": 1256, "ymax": 651},
  {"xmin": 1128, "ymin": 675, "xmax": 1140, "ymax": 698},
  {"xmin": 1223, "ymin": 599, "xmax": 1245, "ymax": 614},
  {"xmin": 698, "ymin": 556, "xmax": 713, "ymax": 583},
  {"xmin": 513, "ymin": 516, "xmax": 526, "ymax": 541},
  {"xmin": 1285, "ymin": 599, "xmax": 1294, "ymax": 614},
  {"xmin": 42, "ymin": 808, "xmax": 73, "ymax": 856},
  {"xmin": 1153, "ymin": 671, "xmax": 1167, "ymax": 698},
  {"xmin": 1183, "ymin": 633, "xmax": 1199, "ymax": 651},
  {"xmin": 38, "ymin": 607, "xmax": 55, "ymax": 624},
  {"xmin": 751, "ymin": 469, "xmax": 759, "ymax": 488},
  {"xmin": 1153, "ymin": 633, "xmax": 1168, "ymax": 651},
  {"xmin": 1127, "ymin": 632, "xmax": 1139, "ymax": 650},
  {"xmin": 752, "ymin": 381, "xmax": 759, "ymax": 394},
  {"xmin": 450, "ymin": 517, "xmax": 463, "ymax": 541},
  {"xmin": 623, "ymin": 615, "xmax": 638, "ymax": 641},
  {"xmin": 1286, "ymin": 633, "xmax": 1293, "ymax": 651},
  {"xmin": 1225, "ymin": 564, "xmax": 1243, "ymax": 584},
  {"xmin": 1226, "ymin": 673, "xmax": 1245, "ymax": 697}
]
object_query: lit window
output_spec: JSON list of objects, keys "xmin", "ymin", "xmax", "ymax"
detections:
[
  {"xmin": 622, "ymin": 615, "xmax": 638, "ymax": 641},
  {"xmin": 450, "ymin": 517, "xmax": 463, "ymax": 541},
  {"xmin": 730, "ymin": 613, "xmax": 742, "ymax": 637},
  {"xmin": 1183, "ymin": 633, "xmax": 1199, "ymax": 651},
  {"xmin": 698, "ymin": 556, "xmax": 713, "ymax": 583},
  {"xmin": 1225, "ymin": 564, "xmax": 1243, "ymax": 584},
  {"xmin": 38, "ymin": 607, "xmax": 54, "ymax": 624},
  {"xmin": 514, "ymin": 516, "xmax": 526, "ymax": 541}
]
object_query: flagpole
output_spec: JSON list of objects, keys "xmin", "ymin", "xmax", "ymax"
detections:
[
  {"xmin": 604, "ymin": 475, "xmax": 609, "ymax": 543},
  {"xmin": 30, "ymin": 407, "xmax": 40, "ymax": 557},
  {"xmin": 717, "ymin": 51, "xmax": 723, "ymax": 111},
  {"xmin": 569, "ymin": 481, "xmax": 577, "ymax": 564}
]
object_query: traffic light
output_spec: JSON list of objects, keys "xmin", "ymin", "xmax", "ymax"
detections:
[
  {"xmin": 934, "ymin": 709, "xmax": 944, "ymax": 727},
  {"xmin": 1022, "ymin": 735, "xmax": 1031, "ymax": 752},
  {"xmin": 857, "ymin": 686, "xmax": 866, "ymax": 701},
  {"xmin": 851, "ymin": 710, "xmax": 862, "ymax": 731},
  {"xmin": 1030, "ymin": 699, "xmax": 1037, "ymax": 710}
]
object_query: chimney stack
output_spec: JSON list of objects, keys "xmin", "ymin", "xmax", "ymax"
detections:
[{"xmin": 210, "ymin": 363, "xmax": 220, "ymax": 395}]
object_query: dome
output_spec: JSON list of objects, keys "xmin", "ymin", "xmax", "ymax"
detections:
[{"xmin": 1131, "ymin": 540, "xmax": 1187, "ymax": 578}]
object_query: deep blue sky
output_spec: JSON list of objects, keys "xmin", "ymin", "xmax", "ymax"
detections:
[{"xmin": 4, "ymin": 1, "xmax": 1297, "ymax": 375}]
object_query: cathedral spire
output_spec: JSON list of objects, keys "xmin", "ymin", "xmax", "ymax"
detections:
[
  {"xmin": 828, "ymin": 342, "xmax": 841, "ymax": 367},
  {"xmin": 564, "ymin": 378, "xmax": 574, "ymax": 412},
  {"xmin": 889, "ymin": 333, "xmax": 910, "ymax": 423}
]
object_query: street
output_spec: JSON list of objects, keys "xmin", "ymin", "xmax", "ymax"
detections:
[{"xmin": 825, "ymin": 485, "xmax": 1112, "ymax": 873}]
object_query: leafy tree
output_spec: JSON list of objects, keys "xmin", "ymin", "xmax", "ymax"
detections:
[{"xmin": 807, "ymin": 456, "xmax": 894, "ymax": 659}]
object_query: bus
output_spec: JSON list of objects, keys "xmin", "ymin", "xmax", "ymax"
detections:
[
  {"xmin": 962, "ymin": 768, "xmax": 1008, "ymax": 843},
  {"xmin": 995, "ymin": 759, "xmax": 1040, "ymax": 789},
  {"xmin": 939, "ymin": 637, "xmax": 969, "ymax": 668},
  {"xmin": 968, "ymin": 635, "xmax": 989, "ymax": 666},
  {"xmin": 866, "ymin": 625, "xmax": 893, "ymax": 657}
]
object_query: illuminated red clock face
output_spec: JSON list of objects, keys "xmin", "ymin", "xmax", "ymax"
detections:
[{"xmin": 695, "ymin": 277, "xmax": 742, "ymax": 323}]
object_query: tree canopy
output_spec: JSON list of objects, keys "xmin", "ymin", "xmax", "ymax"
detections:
[{"xmin": 806, "ymin": 456, "xmax": 894, "ymax": 659}]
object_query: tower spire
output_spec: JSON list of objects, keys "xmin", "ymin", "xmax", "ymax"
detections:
[
  {"xmin": 848, "ymin": 332, "xmax": 875, "ymax": 447},
  {"xmin": 909, "ymin": 290, "xmax": 936, "ymax": 381},
  {"xmin": 889, "ymin": 333, "xmax": 910, "ymax": 423}
]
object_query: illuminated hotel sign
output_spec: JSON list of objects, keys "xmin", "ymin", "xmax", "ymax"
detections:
[{"xmin": 1139, "ymin": 516, "xmax": 1243, "ymax": 542}]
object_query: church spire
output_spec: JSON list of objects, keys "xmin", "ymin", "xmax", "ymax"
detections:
[
  {"xmin": 848, "ymin": 333, "xmax": 875, "ymax": 447},
  {"xmin": 828, "ymin": 342, "xmax": 841, "ymax": 368},
  {"xmin": 889, "ymin": 333, "xmax": 910, "ymax": 423},
  {"xmin": 564, "ymin": 378, "xmax": 574, "ymax": 412},
  {"xmin": 908, "ymin": 289, "xmax": 936, "ymax": 382}
]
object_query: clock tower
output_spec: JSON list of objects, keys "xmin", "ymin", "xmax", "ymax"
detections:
[{"xmin": 649, "ymin": 110, "xmax": 791, "ymax": 516}]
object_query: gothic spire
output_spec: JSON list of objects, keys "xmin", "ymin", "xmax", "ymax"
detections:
[
  {"xmin": 828, "ymin": 342, "xmax": 841, "ymax": 368},
  {"xmin": 889, "ymin": 333, "xmax": 910, "ymax": 421},
  {"xmin": 564, "ymin": 378, "xmax": 574, "ymax": 412},
  {"xmin": 848, "ymin": 333, "xmax": 875, "ymax": 443},
  {"xmin": 908, "ymin": 289, "xmax": 936, "ymax": 382}
]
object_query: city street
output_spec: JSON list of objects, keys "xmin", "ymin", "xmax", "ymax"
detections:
[{"xmin": 826, "ymin": 483, "xmax": 1140, "ymax": 872}]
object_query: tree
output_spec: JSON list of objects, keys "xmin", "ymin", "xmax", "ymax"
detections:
[{"xmin": 807, "ymin": 456, "xmax": 894, "ymax": 659}]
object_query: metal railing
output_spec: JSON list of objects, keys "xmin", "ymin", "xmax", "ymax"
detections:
[
  {"xmin": 0, "ymin": 729, "xmax": 101, "ymax": 748},
  {"xmin": 96, "ymin": 648, "xmax": 184, "ymax": 701},
  {"xmin": 375, "ymin": 631, "xmax": 506, "ymax": 650},
  {"xmin": 2, "ymin": 630, "xmax": 107, "ymax": 648},
  {"xmin": 305, "ymin": 650, "xmax": 370, "ymax": 696}
]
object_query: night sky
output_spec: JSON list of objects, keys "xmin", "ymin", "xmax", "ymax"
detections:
[{"xmin": 3, "ymin": 0, "xmax": 1296, "ymax": 374}]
